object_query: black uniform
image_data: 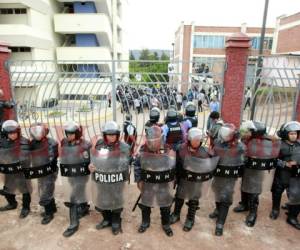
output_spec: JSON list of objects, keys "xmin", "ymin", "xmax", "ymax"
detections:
[
  {"xmin": 0, "ymin": 136, "xmax": 32, "ymax": 218},
  {"xmin": 134, "ymin": 144, "xmax": 176, "ymax": 237},
  {"xmin": 28, "ymin": 137, "xmax": 58, "ymax": 224},
  {"xmin": 170, "ymin": 143, "xmax": 218, "ymax": 231}
]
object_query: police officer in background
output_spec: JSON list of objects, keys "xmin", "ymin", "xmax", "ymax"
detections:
[
  {"xmin": 0, "ymin": 88, "xmax": 15, "ymax": 138},
  {"xmin": 144, "ymin": 107, "xmax": 161, "ymax": 133},
  {"xmin": 270, "ymin": 121, "xmax": 300, "ymax": 230},
  {"xmin": 123, "ymin": 114, "xmax": 137, "ymax": 156},
  {"xmin": 89, "ymin": 121, "xmax": 130, "ymax": 235},
  {"xmin": 209, "ymin": 124, "xmax": 245, "ymax": 236},
  {"xmin": 170, "ymin": 128, "xmax": 219, "ymax": 231},
  {"xmin": 60, "ymin": 121, "xmax": 91, "ymax": 237},
  {"xmin": 0, "ymin": 120, "xmax": 32, "ymax": 218},
  {"xmin": 234, "ymin": 121, "xmax": 280, "ymax": 227},
  {"xmin": 134, "ymin": 126, "xmax": 176, "ymax": 237},
  {"xmin": 183, "ymin": 102, "xmax": 198, "ymax": 128},
  {"xmin": 162, "ymin": 107, "xmax": 191, "ymax": 150},
  {"xmin": 27, "ymin": 123, "xmax": 58, "ymax": 225}
]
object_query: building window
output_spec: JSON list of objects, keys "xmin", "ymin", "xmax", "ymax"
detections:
[
  {"xmin": 9, "ymin": 47, "xmax": 31, "ymax": 53},
  {"xmin": 193, "ymin": 35, "xmax": 225, "ymax": 49},
  {"xmin": 0, "ymin": 8, "xmax": 27, "ymax": 14},
  {"xmin": 251, "ymin": 37, "xmax": 273, "ymax": 50}
]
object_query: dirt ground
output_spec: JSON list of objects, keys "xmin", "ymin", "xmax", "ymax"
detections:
[{"xmin": 0, "ymin": 176, "xmax": 299, "ymax": 250}]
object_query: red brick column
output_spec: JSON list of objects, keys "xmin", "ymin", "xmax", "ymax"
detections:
[
  {"xmin": 295, "ymin": 82, "xmax": 300, "ymax": 122},
  {"xmin": 221, "ymin": 33, "xmax": 251, "ymax": 128},
  {"xmin": 0, "ymin": 42, "xmax": 15, "ymax": 120}
]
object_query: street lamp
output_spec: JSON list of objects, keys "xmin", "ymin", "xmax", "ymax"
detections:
[{"xmin": 250, "ymin": 0, "xmax": 269, "ymax": 120}]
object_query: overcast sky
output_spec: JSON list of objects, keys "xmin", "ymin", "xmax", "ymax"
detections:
[{"xmin": 124, "ymin": 0, "xmax": 300, "ymax": 50}]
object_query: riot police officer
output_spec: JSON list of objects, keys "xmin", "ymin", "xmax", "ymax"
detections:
[
  {"xmin": 183, "ymin": 102, "xmax": 198, "ymax": 128},
  {"xmin": 170, "ymin": 128, "xmax": 219, "ymax": 231},
  {"xmin": 0, "ymin": 89, "xmax": 15, "ymax": 138},
  {"xmin": 60, "ymin": 121, "xmax": 91, "ymax": 237},
  {"xmin": 134, "ymin": 126, "xmax": 176, "ymax": 237},
  {"xmin": 144, "ymin": 107, "xmax": 161, "ymax": 132},
  {"xmin": 0, "ymin": 120, "xmax": 32, "ymax": 218},
  {"xmin": 89, "ymin": 121, "xmax": 130, "ymax": 235},
  {"xmin": 234, "ymin": 120, "xmax": 280, "ymax": 227},
  {"xmin": 26, "ymin": 123, "xmax": 58, "ymax": 224},
  {"xmin": 123, "ymin": 114, "xmax": 137, "ymax": 155},
  {"xmin": 162, "ymin": 107, "xmax": 191, "ymax": 150},
  {"xmin": 270, "ymin": 121, "xmax": 300, "ymax": 230},
  {"xmin": 209, "ymin": 124, "xmax": 245, "ymax": 236}
]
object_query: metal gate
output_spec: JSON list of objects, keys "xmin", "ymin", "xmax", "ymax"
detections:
[
  {"xmin": 243, "ymin": 55, "xmax": 300, "ymax": 134},
  {"xmin": 8, "ymin": 58, "xmax": 225, "ymax": 148}
]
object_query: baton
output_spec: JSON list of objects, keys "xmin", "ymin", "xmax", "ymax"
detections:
[{"xmin": 132, "ymin": 194, "xmax": 141, "ymax": 212}]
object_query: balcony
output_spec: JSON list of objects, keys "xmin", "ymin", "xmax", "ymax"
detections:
[
  {"xmin": 54, "ymin": 13, "xmax": 112, "ymax": 48},
  {"xmin": 0, "ymin": 24, "xmax": 52, "ymax": 49},
  {"xmin": 1, "ymin": 0, "xmax": 50, "ymax": 14},
  {"xmin": 56, "ymin": 46, "xmax": 112, "ymax": 62}
]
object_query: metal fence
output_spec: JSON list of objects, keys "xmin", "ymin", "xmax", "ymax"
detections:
[
  {"xmin": 8, "ymin": 59, "xmax": 225, "ymax": 146},
  {"xmin": 243, "ymin": 55, "xmax": 300, "ymax": 134}
]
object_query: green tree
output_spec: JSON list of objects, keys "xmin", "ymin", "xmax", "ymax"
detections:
[
  {"xmin": 160, "ymin": 52, "xmax": 169, "ymax": 60},
  {"xmin": 130, "ymin": 51, "xmax": 135, "ymax": 60}
]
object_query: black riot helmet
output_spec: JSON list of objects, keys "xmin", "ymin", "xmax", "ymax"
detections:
[
  {"xmin": 241, "ymin": 120, "xmax": 266, "ymax": 138},
  {"xmin": 166, "ymin": 108, "xmax": 177, "ymax": 123},
  {"xmin": 185, "ymin": 102, "xmax": 196, "ymax": 117},
  {"xmin": 125, "ymin": 113, "xmax": 132, "ymax": 122},
  {"xmin": 277, "ymin": 121, "xmax": 300, "ymax": 140},
  {"xmin": 149, "ymin": 107, "xmax": 160, "ymax": 123},
  {"xmin": 1, "ymin": 120, "xmax": 20, "ymax": 138},
  {"xmin": 63, "ymin": 121, "xmax": 82, "ymax": 140},
  {"xmin": 145, "ymin": 125, "xmax": 162, "ymax": 152}
]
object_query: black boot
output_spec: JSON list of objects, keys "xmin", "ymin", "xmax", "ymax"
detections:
[
  {"xmin": 246, "ymin": 194, "xmax": 259, "ymax": 227},
  {"xmin": 63, "ymin": 204, "xmax": 79, "ymax": 237},
  {"xmin": 41, "ymin": 199, "xmax": 56, "ymax": 225},
  {"xmin": 269, "ymin": 192, "xmax": 281, "ymax": 220},
  {"xmin": 209, "ymin": 202, "xmax": 220, "ymax": 219},
  {"xmin": 233, "ymin": 191, "xmax": 249, "ymax": 213},
  {"xmin": 286, "ymin": 205, "xmax": 300, "ymax": 230},
  {"xmin": 111, "ymin": 209, "xmax": 123, "ymax": 235},
  {"xmin": 160, "ymin": 207, "xmax": 173, "ymax": 237},
  {"xmin": 183, "ymin": 200, "xmax": 199, "ymax": 232},
  {"xmin": 215, "ymin": 203, "xmax": 229, "ymax": 236},
  {"xmin": 0, "ymin": 192, "xmax": 18, "ymax": 211},
  {"xmin": 77, "ymin": 202, "xmax": 90, "ymax": 219},
  {"xmin": 96, "ymin": 209, "xmax": 112, "ymax": 230},
  {"xmin": 138, "ymin": 204, "xmax": 151, "ymax": 233},
  {"xmin": 20, "ymin": 193, "xmax": 31, "ymax": 219},
  {"xmin": 170, "ymin": 197, "xmax": 184, "ymax": 224}
]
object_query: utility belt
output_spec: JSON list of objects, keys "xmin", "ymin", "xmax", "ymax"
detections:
[
  {"xmin": 214, "ymin": 165, "xmax": 243, "ymax": 178},
  {"xmin": 181, "ymin": 168, "xmax": 213, "ymax": 182},
  {"xmin": 0, "ymin": 162, "xmax": 23, "ymax": 174},
  {"xmin": 60, "ymin": 163, "xmax": 90, "ymax": 177},
  {"xmin": 23, "ymin": 163, "xmax": 57, "ymax": 179},
  {"xmin": 141, "ymin": 168, "xmax": 175, "ymax": 183},
  {"xmin": 246, "ymin": 157, "xmax": 277, "ymax": 170},
  {"xmin": 93, "ymin": 170, "xmax": 129, "ymax": 183}
]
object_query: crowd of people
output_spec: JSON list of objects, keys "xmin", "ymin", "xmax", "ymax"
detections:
[
  {"xmin": 116, "ymin": 84, "xmax": 220, "ymax": 114},
  {"xmin": 0, "ymin": 86, "xmax": 299, "ymax": 240}
]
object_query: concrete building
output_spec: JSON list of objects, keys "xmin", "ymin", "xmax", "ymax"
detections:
[
  {"xmin": 173, "ymin": 22, "xmax": 274, "ymax": 91},
  {"xmin": 0, "ymin": 0, "xmax": 128, "ymax": 107}
]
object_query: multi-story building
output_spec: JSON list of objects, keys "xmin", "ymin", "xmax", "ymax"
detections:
[
  {"xmin": 173, "ymin": 22, "xmax": 274, "ymax": 91},
  {"xmin": 0, "ymin": 0, "xmax": 128, "ymax": 106}
]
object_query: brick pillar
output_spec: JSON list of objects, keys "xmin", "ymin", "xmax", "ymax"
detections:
[
  {"xmin": 0, "ymin": 42, "xmax": 15, "ymax": 120},
  {"xmin": 221, "ymin": 33, "xmax": 251, "ymax": 128},
  {"xmin": 295, "ymin": 78, "xmax": 300, "ymax": 122}
]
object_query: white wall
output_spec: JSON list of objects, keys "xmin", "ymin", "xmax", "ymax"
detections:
[{"xmin": 0, "ymin": 14, "xmax": 28, "ymax": 24}]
